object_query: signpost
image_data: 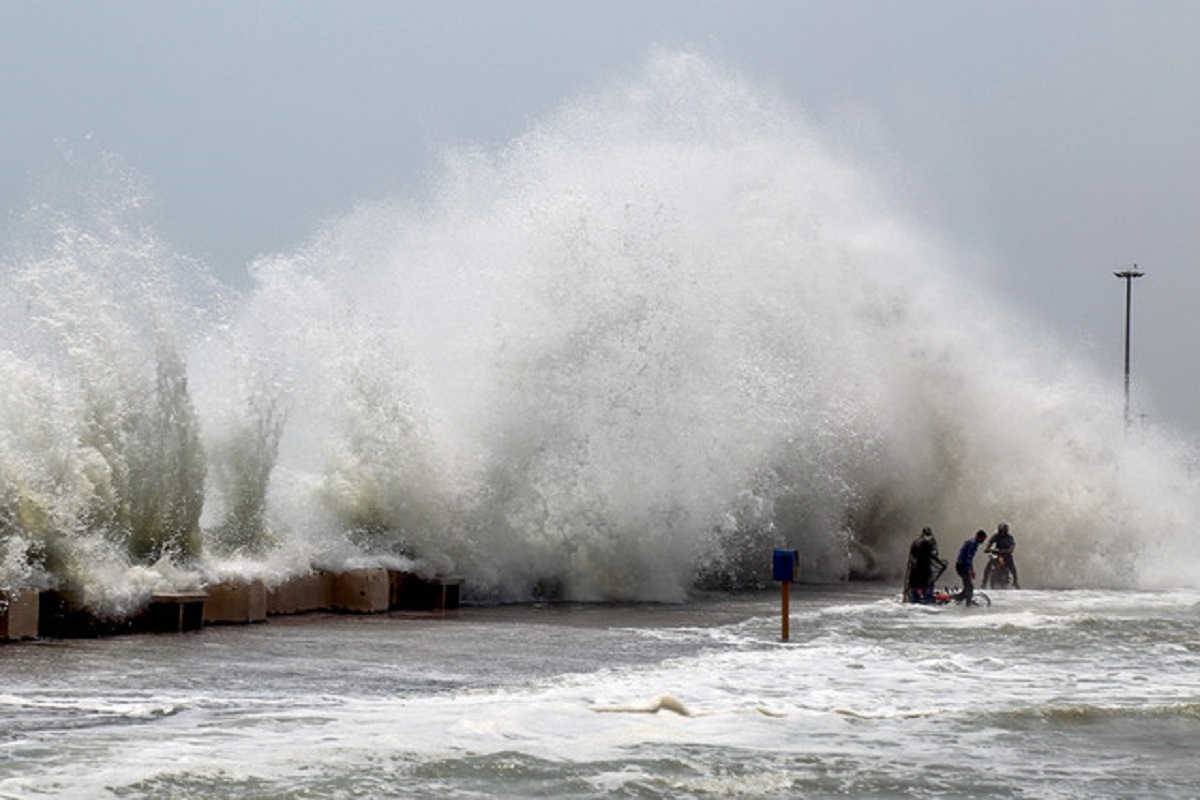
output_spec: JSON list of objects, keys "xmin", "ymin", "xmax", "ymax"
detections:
[{"xmin": 772, "ymin": 548, "xmax": 799, "ymax": 641}]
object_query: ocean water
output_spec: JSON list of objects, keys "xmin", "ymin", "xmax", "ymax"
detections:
[
  {"xmin": 2, "ymin": 47, "xmax": 1199, "ymax": 799},
  {"xmin": 2, "ymin": 585, "xmax": 1198, "ymax": 798}
]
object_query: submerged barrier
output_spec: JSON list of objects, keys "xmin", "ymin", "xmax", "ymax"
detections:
[{"xmin": 0, "ymin": 570, "xmax": 462, "ymax": 643}]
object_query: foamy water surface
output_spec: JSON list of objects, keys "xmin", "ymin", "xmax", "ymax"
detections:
[{"xmin": 2, "ymin": 585, "xmax": 1198, "ymax": 798}]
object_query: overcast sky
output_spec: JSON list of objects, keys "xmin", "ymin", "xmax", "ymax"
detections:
[{"xmin": 3, "ymin": 1, "xmax": 1198, "ymax": 440}]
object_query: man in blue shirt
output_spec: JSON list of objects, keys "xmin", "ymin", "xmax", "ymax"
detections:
[{"xmin": 956, "ymin": 530, "xmax": 988, "ymax": 606}]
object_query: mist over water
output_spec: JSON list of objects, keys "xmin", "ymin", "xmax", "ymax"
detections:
[{"xmin": 2, "ymin": 52, "xmax": 1197, "ymax": 611}]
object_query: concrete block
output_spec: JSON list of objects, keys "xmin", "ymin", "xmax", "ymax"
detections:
[
  {"xmin": 0, "ymin": 588, "xmax": 40, "ymax": 641},
  {"xmin": 203, "ymin": 579, "xmax": 267, "ymax": 624},
  {"xmin": 38, "ymin": 590, "xmax": 135, "ymax": 638},
  {"xmin": 331, "ymin": 568, "xmax": 389, "ymax": 613},
  {"xmin": 389, "ymin": 571, "xmax": 463, "ymax": 610},
  {"xmin": 387, "ymin": 570, "xmax": 419, "ymax": 609},
  {"xmin": 435, "ymin": 576, "xmax": 463, "ymax": 610},
  {"xmin": 267, "ymin": 571, "xmax": 333, "ymax": 615},
  {"xmin": 144, "ymin": 593, "xmax": 207, "ymax": 633}
]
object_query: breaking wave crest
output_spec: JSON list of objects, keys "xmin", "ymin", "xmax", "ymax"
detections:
[{"xmin": 2, "ymin": 51, "xmax": 1198, "ymax": 610}]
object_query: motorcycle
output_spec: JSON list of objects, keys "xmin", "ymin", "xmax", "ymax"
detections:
[
  {"xmin": 981, "ymin": 549, "xmax": 1015, "ymax": 590},
  {"xmin": 930, "ymin": 585, "xmax": 991, "ymax": 607}
]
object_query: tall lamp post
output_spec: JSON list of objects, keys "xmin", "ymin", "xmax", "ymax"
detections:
[{"xmin": 1114, "ymin": 266, "xmax": 1144, "ymax": 427}]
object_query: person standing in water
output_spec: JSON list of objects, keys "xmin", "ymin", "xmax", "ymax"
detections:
[
  {"xmin": 906, "ymin": 527, "xmax": 946, "ymax": 603},
  {"xmin": 956, "ymin": 530, "xmax": 988, "ymax": 606}
]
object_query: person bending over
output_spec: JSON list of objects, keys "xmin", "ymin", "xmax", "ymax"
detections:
[{"xmin": 907, "ymin": 527, "xmax": 946, "ymax": 603}]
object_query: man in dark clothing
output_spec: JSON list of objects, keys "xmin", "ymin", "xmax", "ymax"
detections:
[
  {"xmin": 985, "ymin": 522, "xmax": 1020, "ymax": 589},
  {"xmin": 906, "ymin": 527, "xmax": 946, "ymax": 603},
  {"xmin": 956, "ymin": 530, "xmax": 988, "ymax": 606}
]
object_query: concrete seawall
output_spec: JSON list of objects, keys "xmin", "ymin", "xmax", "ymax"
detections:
[{"xmin": 1, "ymin": 570, "xmax": 462, "ymax": 643}]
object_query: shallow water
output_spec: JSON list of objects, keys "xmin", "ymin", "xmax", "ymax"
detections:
[{"xmin": 2, "ymin": 584, "xmax": 1198, "ymax": 798}]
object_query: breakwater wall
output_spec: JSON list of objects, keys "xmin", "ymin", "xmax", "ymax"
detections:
[{"xmin": 0, "ymin": 570, "xmax": 462, "ymax": 642}]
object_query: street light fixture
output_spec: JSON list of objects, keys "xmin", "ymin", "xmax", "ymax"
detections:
[{"xmin": 1114, "ymin": 266, "xmax": 1144, "ymax": 427}]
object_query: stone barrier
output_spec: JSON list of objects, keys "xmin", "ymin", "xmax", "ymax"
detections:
[
  {"xmin": 0, "ymin": 588, "xmax": 40, "ymax": 641},
  {"xmin": 6, "ymin": 568, "xmax": 463, "ymax": 644},
  {"xmin": 267, "ymin": 571, "xmax": 334, "ymax": 615},
  {"xmin": 143, "ymin": 593, "xmax": 207, "ymax": 633},
  {"xmin": 388, "ymin": 571, "xmax": 463, "ymax": 610},
  {"xmin": 39, "ymin": 591, "xmax": 137, "ymax": 639},
  {"xmin": 331, "ymin": 568, "xmax": 390, "ymax": 613},
  {"xmin": 203, "ymin": 579, "xmax": 268, "ymax": 624}
]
